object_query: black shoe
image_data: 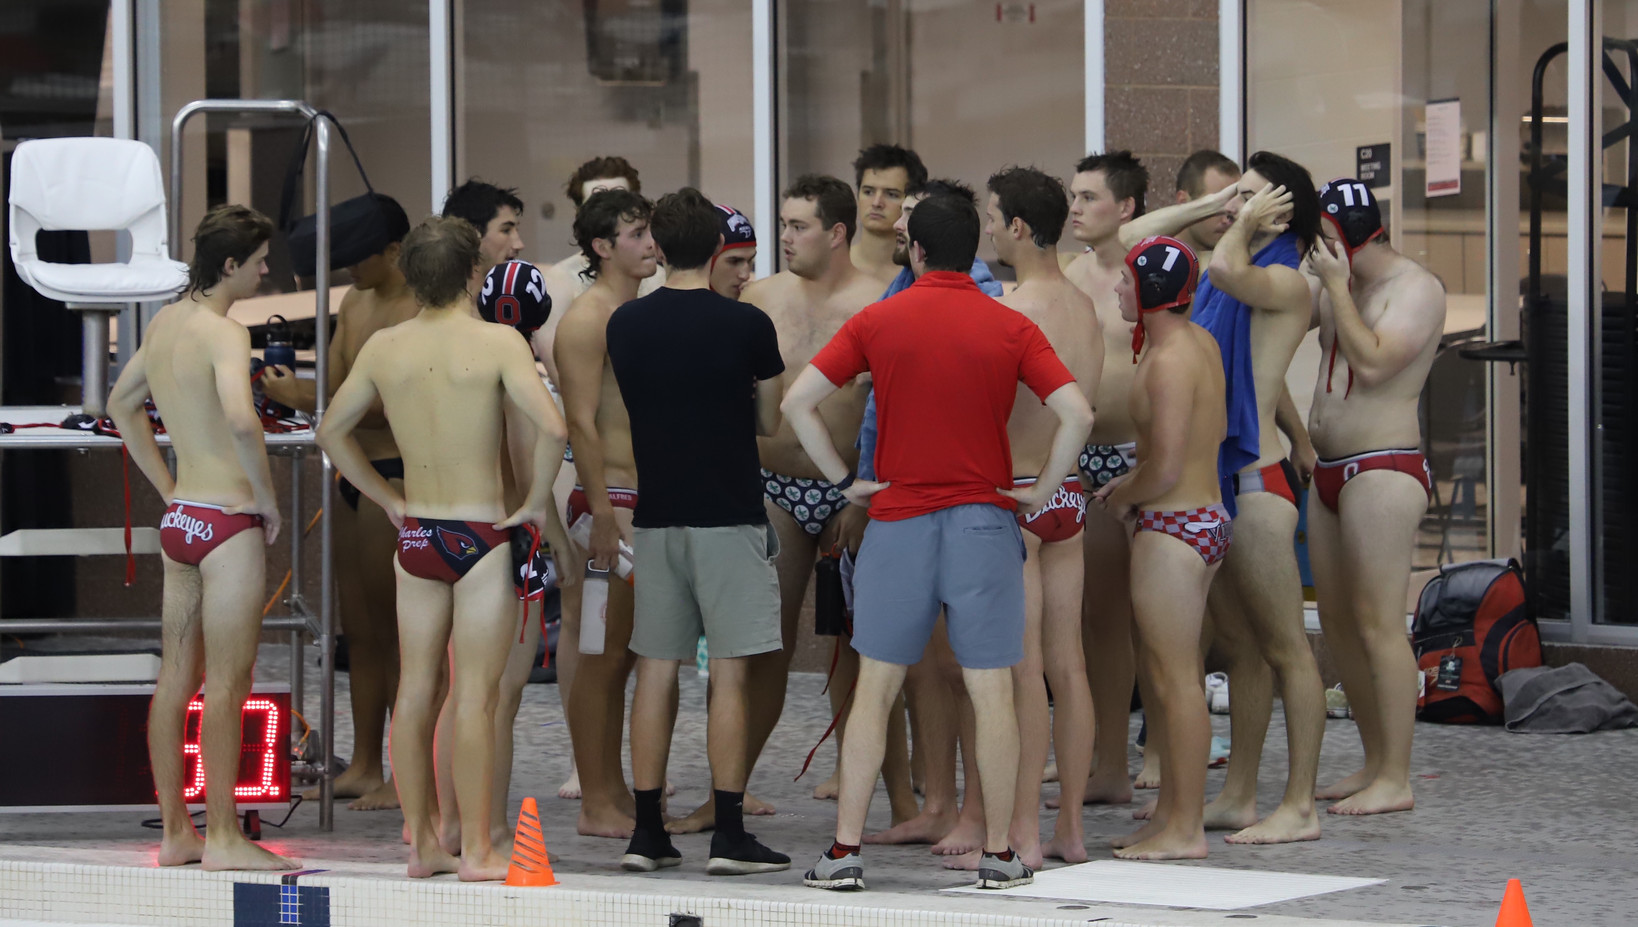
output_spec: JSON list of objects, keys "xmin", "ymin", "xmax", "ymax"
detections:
[
  {"xmin": 620, "ymin": 827, "xmax": 681, "ymax": 873},
  {"xmin": 706, "ymin": 831, "xmax": 791, "ymax": 875}
]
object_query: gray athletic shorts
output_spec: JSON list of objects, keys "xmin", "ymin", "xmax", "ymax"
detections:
[
  {"xmin": 630, "ymin": 524, "xmax": 783, "ymax": 661},
  {"xmin": 850, "ymin": 504, "xmax": 1026, "ymax": 670}
]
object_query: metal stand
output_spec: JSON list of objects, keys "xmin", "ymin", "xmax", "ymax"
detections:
[
  {"xmin": 66, "ymin": 305, "xmax": 123, "ymax": 418},
  {"xmin": 0, "ymin": 99, "xmax": 341, "ymax": 831},
  {"xmin": 170, "ymin": 99, "xmax": 340, "ymax": 831}
]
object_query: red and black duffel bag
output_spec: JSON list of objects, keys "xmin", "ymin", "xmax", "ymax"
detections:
[{"xmin": 1412, "ymin": 558, "xmax": 1543, "ymax": 724}]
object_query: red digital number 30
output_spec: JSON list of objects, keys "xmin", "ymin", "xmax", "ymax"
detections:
[{"xmin": 181, "ymin": 697, "xmax": 284, "ymax": 801}]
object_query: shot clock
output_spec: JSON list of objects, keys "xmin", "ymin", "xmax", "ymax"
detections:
[{"xmin": 0, "ymin": 683, "xmax": 292, "ymax": 812}]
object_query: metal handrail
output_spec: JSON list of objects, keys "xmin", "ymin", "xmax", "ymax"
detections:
[{"xmin": 167, "ymin": 99, "xmax": 338, "ymax": 830}]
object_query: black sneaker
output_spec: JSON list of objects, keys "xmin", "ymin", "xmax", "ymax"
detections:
[
  {"xmin": 706, "ymin": 831, "xmax": 791, "ymax": 875},
  {"xmin": 976, "ymin": 850, "xmax": 1033, "ymax": 889},
  {"xmin": 620, "ymin": 828, "xmax": 681, "ymax": 872}
]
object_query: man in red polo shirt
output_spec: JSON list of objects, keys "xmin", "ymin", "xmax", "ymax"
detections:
[{"xmin": 781, "ymin": 192, "xmax": 1094, "ymax": 892}]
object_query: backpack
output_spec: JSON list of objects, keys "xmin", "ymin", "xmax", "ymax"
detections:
[{"xmin": 1412, "ymin": 558, "xmax": 1543, "ymax": 724}]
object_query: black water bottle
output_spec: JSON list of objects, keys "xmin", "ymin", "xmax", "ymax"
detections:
[{"xmin": 814, "ymin": 552, "xmax": 845, "ymax": 636}]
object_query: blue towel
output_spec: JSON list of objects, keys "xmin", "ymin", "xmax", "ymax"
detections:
[{"xmin": 1190, "ymin": 232, "xmax": 1303, "ymax": 518}]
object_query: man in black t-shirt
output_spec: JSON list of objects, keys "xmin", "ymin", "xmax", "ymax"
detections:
[{"xmin": 604, "ymin": 188, "xmax": 790, "ymax": 876}]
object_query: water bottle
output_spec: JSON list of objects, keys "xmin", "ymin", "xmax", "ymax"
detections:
[
  {"xmin": 578, "ymin": 562, "xmax": 611, "ymax": 655},
  {"xmin": 566, "ymin": 514, "xmax": 635, "ymax": 581},
  {"xmin": 263, "ymin": 314, "xmax": 296, "ymax": 369}
]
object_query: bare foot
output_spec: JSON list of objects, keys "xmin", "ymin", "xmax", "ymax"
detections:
[
  {"xmin": 349, "ymin": 778, "xmax": 401, "ymax": 811},
  {"xmin": 665, "ymin": 791, "xmax": 774, "ymax": 835},
  {"xmin": 578, "ymin": 806, "xmax": 636, "ymax": 838},
  {"xmin": 558, "ymin": 768, "xmax": 582, "ymax": 801},
  {"xmin": 407, "ymin": 843, "xmax": 461, "ymax": 879},
  {"xmin": 1113, "ymin": 828, "xmax": 1208, "ymax": 860},
  {"xmin": 1132, "ymin": 796, "xmax": 1158, "ymax": 821},
  {"xmin": 1109, "ymin": 817, "xmax": 1161, "ymax": 849},
  {"xmin": 1328, "ymin": 781, "xmax": 1414, "ymax": 816},
  {"xmin": 1316, "ymin": 767, "xmax": 1373, "ymax": 800},
  {"xmin": 1013, "ymin": 838, "xmax": 1044, "ymax": 871},
  {"xmin": 865, "ymin": 809, "xmax": 956, "ymax": 845},
  {"xmin": 1225, "ymin": 804, "xmax": 1322, "ymax": 844},
  {"xmin": 459, "ymin": 850, "xmax": 511, "ymax": 882},
  {"xmin": 812, "ymin": 771, "xmax": 840, "ymax": 801},
  {"xmin": 665, "ymin": 779, "xmax": 677, "ymax": 797},
  {"xmin": 202, "ymin": 836, "xmax": 299, "ymax": 872},
  {"xmin": 306, "ymin": 763, "xmax": 385, "ymax": 802},
  {"xmin": 1133, "ymin": 755, "xmax": 1161, "ymax": 790},
  {"xmin": 1047, "ymin": 774, "xmax": 1134, "ymax": 809},
  {"xmin": 157, "ymin": 831, "xmax": 204, "ymax": 867},
  {"xmin": 1084, "ymin": 773, "xmax": 1135, "ymax": 805},
  {"xmin": 402, "ymin": 821, "xmax": 412, "ymax": 845},
  {"xmin": 1044, "ymin": 828, "xmax": 1089, "ymax": 863},
  {"xmin": 438, "ymin": 824, "xmax": 461, "ymax": 857},
  {"xmin": 1201, "ymin": 796, "xmax": 1258, "ymax": 831},
  {"xmin": 931, "ymin": 817, "xmax": 984, "ymax": 855},
  {"xmin": 941, "ymin": 848, "xmax": 982, "ymax": 871},
  {"xmin": 1041, "ymin": 762, "xmax": 1059, "ymax": 783}
]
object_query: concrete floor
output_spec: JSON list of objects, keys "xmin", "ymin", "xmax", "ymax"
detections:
[{"xmin": 2, "ymin": 641, "xmax": 1636, "ymax": 926}]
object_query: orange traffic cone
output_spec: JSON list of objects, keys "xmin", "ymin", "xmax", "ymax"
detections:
[
  {"xmin": 504, "ymin": 797, "xmax": 557, "ymax": 887},
  {"xmin": 1495, "ymin": 878, "xmax": 1533, "ymax": 927}
]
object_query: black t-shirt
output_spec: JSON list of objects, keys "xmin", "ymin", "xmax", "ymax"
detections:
[{"xmin": 605, "ymin": 286, "xmax": 785, "ymax": 528}]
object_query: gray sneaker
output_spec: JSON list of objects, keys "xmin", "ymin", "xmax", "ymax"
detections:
[
  {"xmin": 802, "ymin": 849, "xmax": 865, "ymax": 891},
  {"xmin": 975, "ymin": 850, "xmax": 1033, "ymax": 890}
]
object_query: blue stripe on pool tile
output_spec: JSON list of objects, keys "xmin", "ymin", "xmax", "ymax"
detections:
[{"xmin": 233, "ymin": 880, "xmax": 329, "ymax": 927}]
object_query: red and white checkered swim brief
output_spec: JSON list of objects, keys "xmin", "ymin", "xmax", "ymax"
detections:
[{"xmin": 1134, "ymin": 503, "xmax": 1232, "ymax": 566}]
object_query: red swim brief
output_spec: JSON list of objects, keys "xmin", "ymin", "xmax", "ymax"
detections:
[
  {"xmin": 1313, "ymin": 449, "xmax": 1432, "ymax": 513},
  {"xmin": 397, "ymin": 516, "xmax": 509, "ymax": 584},
  {"xmin": 1013, "ymin": 476, "xmax": 1086, "ymax": 543},
  {"xmin": 1134, "ymin": 504, "xmax": 1233, "ymax": 566},
  {"xmin": 566, "ymin": 485, "xmax": 639, "ymax": 528},
  {"xmin": 1231, "ymin": 459, "xmax": 1301, "ymax": 507},
  {"xmin": 159, "ymin": 501, "xmax": 262, "ymax": 566}
]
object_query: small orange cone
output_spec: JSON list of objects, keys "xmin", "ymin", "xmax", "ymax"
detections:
[
  {"xmin": 504, "ymin": 797, "xmax": 557, "ymax": 887},
  {"xmin": 1495, "ymin": 878, "xmax": 1533, "ymax": 927}
]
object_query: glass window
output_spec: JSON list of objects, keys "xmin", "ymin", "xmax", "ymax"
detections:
[
  {"xmin": 1248, "ymin": 0, "xmax": 1496, "ymax": 572},
  {"xmin": 457, "ymin": 0, "xmax": 754, "ymax": 280},
  {"xmin": 161, "ymin": 0, "xmax": 433, "ymax": 292},
  {"xmin": 781, "ymin": 0, "xmax": 1084, "ymax": 269}
]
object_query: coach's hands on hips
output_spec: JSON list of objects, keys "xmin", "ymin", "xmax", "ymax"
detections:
[
  {"xmin": 834, "ymin": 502, "xmax": 869, "ymax": 556},
  {"xmin": 841, "ymin": 479, "xmax": 889, "ymax": 508}
]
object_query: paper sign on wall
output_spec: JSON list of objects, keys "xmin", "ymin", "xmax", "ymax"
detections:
[{"xmin": 1425, "ymin": 99, "xmax": 1462, "ymax": 198}]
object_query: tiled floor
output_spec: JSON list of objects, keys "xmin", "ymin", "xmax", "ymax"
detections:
[{"xmin": 3, "ymin": 642, "xmax": 1636, "ymax": 926}]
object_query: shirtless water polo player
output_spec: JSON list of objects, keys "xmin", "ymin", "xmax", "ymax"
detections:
[
  {"xmin": 318, "ymin": 215, "xmax": 575, "ymax": 881},
  {"xmin": 108, "ymin": 205, "xmax": 296, "ymax": 872},
  {"xmin": 1097, "ymin": 236, "xmax": 1228, "ymax": 861},
  {"xmin": 1305, "ymin": 177, "xmax": 1445, "ymax": 817}
]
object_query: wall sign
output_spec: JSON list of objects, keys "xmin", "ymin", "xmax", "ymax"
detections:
[
  {"xmin": 1356, "ymin": 144, "xmax": 1390, "ymax": 188},
  {"xmin": 1425, "ymin": 99, "xmax": 1462, "ymax": 197}
]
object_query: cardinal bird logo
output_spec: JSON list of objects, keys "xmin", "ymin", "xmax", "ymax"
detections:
[{"xmin": 436, "ymin": 526, "xmax": 481, "ymax": 559}]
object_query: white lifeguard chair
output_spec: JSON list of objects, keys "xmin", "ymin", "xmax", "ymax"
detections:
[{"xmin": 7, "ymin": 137, "xmax": 188, "ymax": 417}]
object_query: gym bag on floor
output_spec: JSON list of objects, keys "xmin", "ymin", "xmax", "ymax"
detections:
[{"xmin": 1413, "ymin": 558, "xmax": 1542, "ymax": 724}]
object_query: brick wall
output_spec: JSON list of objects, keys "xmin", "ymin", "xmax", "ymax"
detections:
[{"xmin": 1102, "ymin": 0, "xmax": 1222, "ymax": 211}]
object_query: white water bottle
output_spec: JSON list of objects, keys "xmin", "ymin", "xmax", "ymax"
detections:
[
  {"xmin": 567, "ymin": 514, "xmax": 635, "ymax": 581},
  {"xmin": 579, "ymin": 561, "xmax": 611, "ymax": 655}
]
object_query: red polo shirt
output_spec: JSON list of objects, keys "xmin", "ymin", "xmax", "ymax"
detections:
[{"xmin": 811, "ymin": 271, "xmax": 1075, "ymax": 521}]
